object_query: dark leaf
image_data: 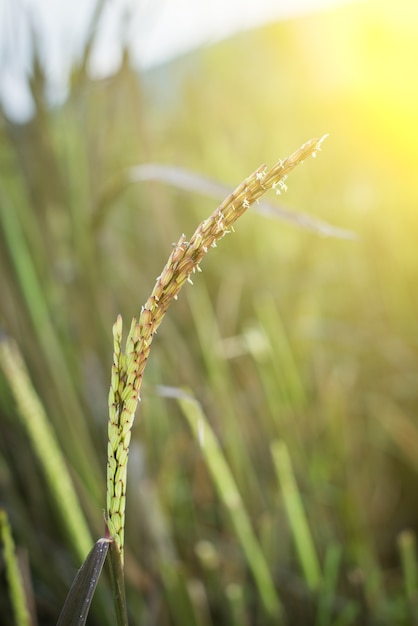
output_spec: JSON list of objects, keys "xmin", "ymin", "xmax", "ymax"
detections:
[{"xmin": 56, "ymin": 538, "xmax": 110, "ymax": 626}]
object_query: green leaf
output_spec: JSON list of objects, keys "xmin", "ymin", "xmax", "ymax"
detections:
[
  {"xmin": 174, "ymin": 388, "xmax": 284, "ymax": 623},
  {"xmin": 0, "ymin": 509, "xmax": 31, "ymax": 626}
]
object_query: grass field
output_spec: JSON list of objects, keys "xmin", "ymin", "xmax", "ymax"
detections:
[{"xmin": 1, "ymin": 2, "xmax": 418, "ymax": 624}]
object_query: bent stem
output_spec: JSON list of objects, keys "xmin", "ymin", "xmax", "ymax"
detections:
[{"xmin": 105, "ymin": 136, "xmax": 328, "ymax": 563}]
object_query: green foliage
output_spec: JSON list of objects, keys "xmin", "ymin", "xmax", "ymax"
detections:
[
  {"xmin": 1, "ymin": 3, "xmax": 418, "ymax": 624},
  {"xmin": 0, "ymin": 510, "xmax": 31, "ymax": 626}
]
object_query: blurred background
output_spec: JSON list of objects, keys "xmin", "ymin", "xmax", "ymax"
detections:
[{"xmin": 1, "ymin": 0, "xmax": 418, "ymax": 624}]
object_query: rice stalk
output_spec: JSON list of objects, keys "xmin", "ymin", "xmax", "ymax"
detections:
[{"xmin": 105, "ymin": 136, "xmax": 328, "ymax": 563}]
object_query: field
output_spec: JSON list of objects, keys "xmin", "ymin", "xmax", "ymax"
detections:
[{"xmin": 1, "ymin": 2, "xmax": 418, "ymax": 624}]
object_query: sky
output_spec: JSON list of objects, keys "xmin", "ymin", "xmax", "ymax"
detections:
[{"xmin": 0, "ymin": 0, "xmax": 353, "ymax": 122}]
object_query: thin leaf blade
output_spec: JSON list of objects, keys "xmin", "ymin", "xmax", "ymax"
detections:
[{"xmin": 56, "ymin": 538, "xmax": 111, "ymax": 626}]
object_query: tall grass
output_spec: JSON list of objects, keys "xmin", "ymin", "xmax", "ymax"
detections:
[{"xmin": 1, "ymin": 4, "xmax": 418, "ymax": 625}]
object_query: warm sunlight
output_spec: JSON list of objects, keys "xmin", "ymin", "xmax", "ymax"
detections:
[{"xmin": 298, "ymin": 1, "xmax": 418, "ymax": 177}]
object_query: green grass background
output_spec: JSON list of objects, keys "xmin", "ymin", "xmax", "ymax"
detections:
[{"xmin": 1, "ymin": 1, "xmax": 418, "ymax": 624}]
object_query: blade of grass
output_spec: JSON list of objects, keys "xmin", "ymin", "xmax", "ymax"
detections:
[
  {"xmin": 253, "ymin": 295, "xmax": 307, "ymax": 411},
  {"xmin": 398, "ymin": 530, "xmax": 418, "ymax": 615},
  {"xmin": 0, "ymin": 186, "xmax": 103, "ymax": 500},
  {"xmin": 56, "ymin": 538, "xmax": 111, "ymax": 626},
  {"xmin": 332, "ymin": 604, "xmax": 361, "ymax": 626},
  {"xmin": 160, "ymin": 563, "xmax": 209, "ymax": 626},
  {"xmin": 137, "ymin": 478, "xmax": 205, "ymax": 626},
  {"xmin": 374, "ymin": 399, "xmax": 418, "ymax": 473},
  {"xmin": 271, "ymin": 439, "xmax": 322, "ymax": 590},
  {"xmin": 175, "ymin": 389, "xmax": 284, "ymax": 623},
  {"xmin": 0, "ymin": 509, "xmax": 31, "ymax": 626},
  {"xmin": 0, "ymin": 334, "xmax": 93, "ymax": 562},
  {"xmin": 350, "ymin": 543, "xmax": 386, "ymax": 620},
  {"xmin": 186, "ymin": 284, "xmax": 260, "ymax": 501},
  {"xmin": 95, "ymin": 161, "xmax": 356, "ymax": 241},
  {"xmin": 225, "ymin": 583, "xmax": 249, "ymax": 626},
  {"xmin": 315, "ymin": 542, "xmax": 342, "ymax": 626}
]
